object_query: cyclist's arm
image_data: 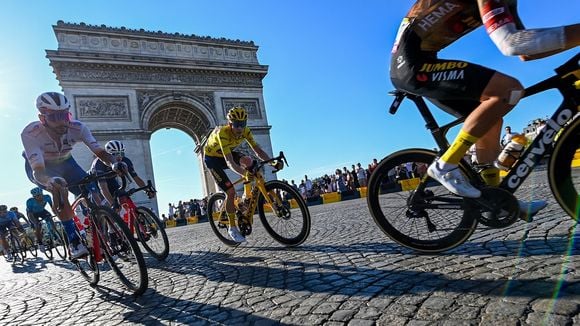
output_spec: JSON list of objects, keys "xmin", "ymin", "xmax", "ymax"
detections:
[
  {"xmin": 478, "ymin": 0, "xmax": 578, "ymax": 57},
  {"xmin": 45, "ymin": 195, "xmax": 56, "ymax": 216},
  {"xmin": 224, "ymin": 152, "xmax": 247, "ymax": 176},
  {"xmin": 98, "ymin": 180, "xmax": 115, "ymax": 207},
  {"xmin": 251, "ymin": 145, "xmax": 271, "ymax": 162},
  {"xmin": 132, "ymin": 175, "xmax": 147, "ymax": 188},
  {"xmin": 244, "ymin": 129, "xmax": 271, "ymax": 162}
]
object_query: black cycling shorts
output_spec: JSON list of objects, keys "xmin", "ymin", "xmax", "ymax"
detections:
[
  {"xmin": 390, "ymin": 31, "xmax": 496, "ymax": 118},
  {"xmin": 204, "ymin": 152, "xmax": 243, "ymax": 192}
]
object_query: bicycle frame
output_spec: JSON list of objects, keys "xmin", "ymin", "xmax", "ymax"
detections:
[
  {"xmin": 389, "ymin": 52, "xmax": 580, "ymax": 196},
  {"xmin": 216, "ymin": 152, "xmax": 289, "ymax": 225}
]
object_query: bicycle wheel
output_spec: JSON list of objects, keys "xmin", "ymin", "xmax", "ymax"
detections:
[
  {"xmin": 23, "ymin": 233, "xmax": 38, "ymax": 258},
  {"xmin": 8, "ymin": 233, "xmax": 24, "ymax": 264},
  {"xmin": 135, "ymin": 206, "xmax": 170, "ymax": 261},
  {"xmin": 550, "ymin": 117, "xmax": 580, "ymax": 220},
  {"xmin": 93, "ymin": 206, "xmax": 148, "ymax": 296},
  {"xmin": 48, "ymin": 223, "xmax": 67, "ymax": 260},
  {"xmin": 44, "ymin": 232, "xmax": 54, "ymax": 260},
  {"xmin": 257, "ymin": 180, "xmax": 311, "ymax": 247},
  {"xmin": 207, "ymin": 192, "xmax": 240, "ymax": 247},
  {"xmin": 71, "ymin": 229, "xmax": 100, "ymax": 287},
  {"xmin": 366, "ymin": 149, "xmax": 478, "ymax": 253}
]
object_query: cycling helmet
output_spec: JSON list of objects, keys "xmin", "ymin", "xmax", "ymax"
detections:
[
  {"xmin": 31, "ymin": 187, "xmax": 43, "ymax": 196},
  {"xmin": 105, "ymin": 140, "xmax": 125, "ymax": 154},
  {"xmin": 36, "ymin": 92, "xmax": 70, "ymax": 112},
  {"xmin": 227, "ymin": 107, "xmax": 248, "ymax": 122},
  {"xmin": 9, "ymin": 207, "xmax": 18, "ymax": 212}
]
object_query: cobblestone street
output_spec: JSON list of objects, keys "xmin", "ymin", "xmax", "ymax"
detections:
[{"xmin": 0, "ymin": 170, "xmax": 578, "ymax": 325}]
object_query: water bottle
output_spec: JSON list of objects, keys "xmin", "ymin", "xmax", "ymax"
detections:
[{"xmin": 495, "ymin": 134, "xmax": 527, "ymax": 170}]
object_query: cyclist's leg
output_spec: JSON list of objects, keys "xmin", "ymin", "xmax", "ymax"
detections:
[
  {"xmin": 205, "ymin": 155, "xmax": 245, "ymax": 242},
  {"xmin": 29, "ymin": 212, "xmax": 44, "ymax": 244},
  {"xmin": 41, "ymin": 158, "xmax": 90, "ymax": 257}
]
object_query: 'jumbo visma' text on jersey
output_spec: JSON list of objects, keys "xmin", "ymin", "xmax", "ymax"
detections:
[
  {"xmin": 21, "ymin": 120, "xmax": 101, "ymax": 169},
  {"xmin": 26, "ymin": 195, "xmax": 53, "ymax": 214},
  {"xmin": 204, "ymin": 125, "xmax": 258, "ymax": 158}
]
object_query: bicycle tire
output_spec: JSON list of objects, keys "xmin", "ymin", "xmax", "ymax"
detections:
[
  {"xmin": 257, "ymin": 180, "xmax": 311, "ymax": 247},
  {"xmin": 93, "ymin": 206, "xmax": 148, "ymax": 296},
  {"xmin": 549, "ymin": 117, "xmax": 580, "ymax": 221},
  {"xmin": 9, "ymin": 233, "xmax": 24, "ymax": 264},
  {"xmin": 48, "ymin": 222, "xmax": 67, "ymax": 260},
  {"xmin": 71, "ymin": 231, "xmax": 100, "ymax": 287},
  {"xmin": 207, "ymin": 193, "xmax": 240, "ymax": 247},
  {"xmin": 24, "ymin": 233, "xmax": 38, "ymax": 258},
  {"xmin": 44, "ymin": 233, "xmax": 54, "ymax": 260},
  {"xmin": 135, "ymin": 206, "xmax": 170, "ymax": 261},
  {"xmin": 366, "ymin": 149, "xmax": 478, "ymax": 253}
]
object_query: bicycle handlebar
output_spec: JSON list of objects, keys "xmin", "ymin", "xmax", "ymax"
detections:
[
  {"xmin": 124, "ymin": 179, "xmax": 156, "ymax": 197},
  {"xmin": 254, "ymin": 151, "xmax": 289, "ymax": 174}
]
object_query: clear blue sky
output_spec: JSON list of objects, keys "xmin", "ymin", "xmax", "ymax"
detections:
[{"xmin": 1, "ymin": 1, "xmax": 578, "ymax": 215}]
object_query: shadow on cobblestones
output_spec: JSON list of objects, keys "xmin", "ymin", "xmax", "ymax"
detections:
[
  {"xmin": 92, "ymin": 282, "xmax": 288, "ymax": 325},
  {"xmin": 147, "ymin": 251, "xmax": 579, "ymax": 301},
  {"xmin": 255, "ymin": 234, "xmax": 579, "ymax": 257}
]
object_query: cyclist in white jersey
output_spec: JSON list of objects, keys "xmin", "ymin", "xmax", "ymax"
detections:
[{"xmin": 21, "ymin": 92, "xmax": 123, "ymax": 259}]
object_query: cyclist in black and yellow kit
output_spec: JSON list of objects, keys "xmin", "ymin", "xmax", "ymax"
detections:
[
  {"xmin": 390, "ymin": 0, "xmax": 579, "ymax": 220},
  {"xmin": 204, "ymin": 107, "xmax": 281, "ymax": 243}
]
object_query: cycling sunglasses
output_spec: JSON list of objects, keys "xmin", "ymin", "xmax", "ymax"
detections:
[
  {"xmin": 231, "ymin": 120, "xmax": 247, "ymax": 129},
  {"xmin": 111, "ymin": 151, "xmax": 125, "ymax": 158},
  {"xmin": 43, "ymin": 111, "xmax": 72, "ymax": 122}
]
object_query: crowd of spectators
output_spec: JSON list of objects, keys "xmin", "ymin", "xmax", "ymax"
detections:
[
  {"xmin": 167, "ymin": 158, "xmax": 429, "ymax": 218},
  {"xmin": 163, "ymin": 198, "xmax": 207, "ymax": 224},
  {"xmin": 282, "ymin": 158, "xmax": 390, "ymax": 200}
]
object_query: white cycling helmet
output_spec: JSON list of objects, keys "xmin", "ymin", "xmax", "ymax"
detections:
[
  {"xmin": 105, "ymin": 140, "xmax": 125, "ymax": 154},
  {"xmin": 36, "ymin": 92, "xmax": 70, "ymax": 112}
]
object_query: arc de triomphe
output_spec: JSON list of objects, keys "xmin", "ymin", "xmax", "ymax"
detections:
[{"xmin": 46, "ymin": 21, "xmax": 275, "ymax": 214}]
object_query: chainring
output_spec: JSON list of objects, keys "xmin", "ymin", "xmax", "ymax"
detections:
[
  {"xmin": 238, "ymin": 215, "xmax": 252, "ymax": 236},
  {"xmin": 467, "ymin": 187, "xmax": 519, "ymax": 228}
]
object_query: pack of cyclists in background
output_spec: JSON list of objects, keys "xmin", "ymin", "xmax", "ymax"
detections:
[
  {"xmin": 390, "ymin": 0, "xmax": 580, "ymax": 221},
  {"xmin": 0, "ymin": 205, "xmax": 25, "ymax": 261},
  {"xmin": 91, "ymin": 140, "xmax": 156, "ymax": 212},
  {"xmin": 203, "ymin": 107, "xmax": 283, "ymax": 243},
  {"xmin": 21, "ymin": 91, "xmax": 124, "ymax": 259},
  {"xmin": 26, "ymin": 187, "xmax": 57, "ymax": 252}
]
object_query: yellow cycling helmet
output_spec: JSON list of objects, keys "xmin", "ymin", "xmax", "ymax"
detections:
[{"xmin": 227, "ymin": 107, "xmax": 248, "ymax": 122}]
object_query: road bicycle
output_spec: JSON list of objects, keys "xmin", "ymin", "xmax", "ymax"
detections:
[
  {"xmin": 367, "ymin": 52, "xmax": 579, "ymax": 253},
  {"xmin": 19, "ymin": 227, "xmax": 38, "ymax": 259},
  {"xmin": 207, "ymin": 152, "xmax": 311, "ymax": 247},
  {"xmin": 61, "ymin": 171, "xmax": 148, "ymax": 296},
  {"xmin": 5, "ymin": 225, "xmax": 26, "ymax": 264},
  {"xmin": 39, "ymin": 217, "xmax": 67, "ymax": 260},
  {"xmin": 114, "ymin": 177, "xmax": 169, "ymax": 261}
]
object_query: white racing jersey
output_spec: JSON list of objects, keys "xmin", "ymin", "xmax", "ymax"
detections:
[{"xmin": 21, "ymin": 120, "xmax": 101, "ymax": 169}]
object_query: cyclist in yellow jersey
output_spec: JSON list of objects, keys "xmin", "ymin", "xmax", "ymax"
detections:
[
  {"xmin": 204, "ymin": 107, "xmax": 281, "ymax": 243},
  {"xmin": 390, "ymin": 0, "xmax": 579, "ymax": 220}
]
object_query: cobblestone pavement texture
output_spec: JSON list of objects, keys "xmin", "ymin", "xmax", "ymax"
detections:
[{"xmin": 0, "ymin": 169, "xmax": 578, "ymax": 325}]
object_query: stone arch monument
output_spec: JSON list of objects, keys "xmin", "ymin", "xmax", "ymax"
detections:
[{"xmin": 46, "ymin": 21, "xmax": 275, "ymax": 214}]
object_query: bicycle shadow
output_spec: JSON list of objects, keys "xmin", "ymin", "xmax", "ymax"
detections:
[
  {"xmin": 91, "ymin": 285, "xmax": 288, "ymax": 325},
  {"xmin": 253, "ymin": 234, "xmax": 580, "ymax": 257},
  {"xmin": 147, "ymin": 250, "xmax": 579, "ymax": 300}
]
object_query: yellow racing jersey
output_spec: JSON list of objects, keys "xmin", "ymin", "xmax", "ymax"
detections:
[{"xmin": 204, "ymin": 125, "xmax": 258, "ymax": 158}]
